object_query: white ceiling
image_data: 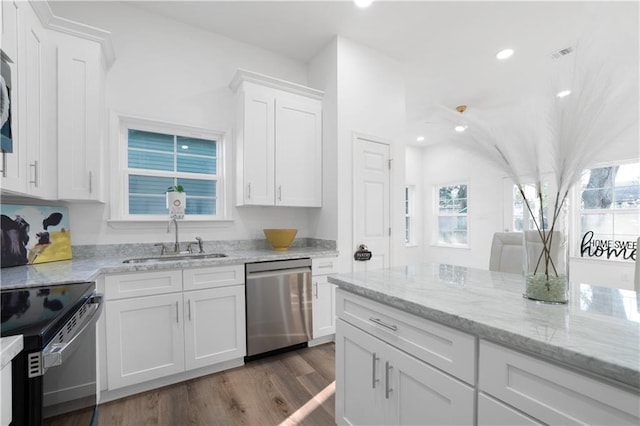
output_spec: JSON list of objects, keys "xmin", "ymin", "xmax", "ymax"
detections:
[{"xmin": 81, "ymin": 1, "xmax": 640, "ymax": 146}]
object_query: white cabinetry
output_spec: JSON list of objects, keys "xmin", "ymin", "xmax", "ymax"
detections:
[
  {"xmin": 106, "ymin": 292, "xmax": 185, "ymax": 389},
  {"xmin": 311, "ymin": 257, "xmax": 338, "ymax": 340},
  {"xmin": 55, "ymin": 33, "xmax": 104, "ymax": 201},
  {"xmin": 15, "ymin": 1, "xmax": 56, "ymax": 199},
  {"xmin": 479, "ymin": 340, "xmax": 640, "ymax": 425},
  {"xmin": 103, "ymin": 265, "xmax": 245, "ymax": 392},
  {"xmin": 336, "ymin": 290, "xmax": 476, "ymax": 426},
  {"xmin": 230, "ymin": 69, "xmax": 323, "ymax": 207}
]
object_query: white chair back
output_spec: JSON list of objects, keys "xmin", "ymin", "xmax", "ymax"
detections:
[{"xmin": 489, "ymin": 232, "xmax": 523, "ymax": 274}]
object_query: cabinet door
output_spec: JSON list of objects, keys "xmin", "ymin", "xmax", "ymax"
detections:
[
  {"xmin": 105, "ymin": 294, "xmax": 185, "ymax": 390},
  {"xmin": 240, "ymin": 84, "xmax": 275, "ymax": 205},
  {"xmin": 274, "ymin": 93, "xmax": 322, "ymax": 207},
  {"xmin": 1, "ymin": 1, "xmax": 19, "ymax": 61},
  {"xmin": 336, "ymin": 319, "xmax": 386, "ymax": 426},
  {"xmin": 19, "ymin": 4, "xmax": 56, "ymax": 199},
  {"xmin": 388, "ymin": 340, "xmax": 475, "ymax": 425},
  {"xmin": 312, "ymin": 275, "xmax": 336, "ymax": 339},
  {"xmin": 57, "ymin": 34, "xmax": 103, "ymax": 201},
  {"xmin": 184, "ymin": 286, "xmax": 246, "ymax": 370}
]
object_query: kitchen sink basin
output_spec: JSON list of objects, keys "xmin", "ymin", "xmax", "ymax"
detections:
[{"xmin": 123, "ymin": 253, "xmax": 227, "ymax": 264}]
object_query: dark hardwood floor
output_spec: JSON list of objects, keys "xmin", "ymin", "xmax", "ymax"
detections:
[{"xmin": 48, "ymin": 342, "xmax": 336, "ymax": 426}]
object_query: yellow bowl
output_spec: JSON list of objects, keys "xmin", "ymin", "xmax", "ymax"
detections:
[{"xmin": 263, "ymin": 229, "xmax": 298, "ymax": 252}]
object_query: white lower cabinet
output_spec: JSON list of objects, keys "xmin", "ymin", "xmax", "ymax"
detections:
[
  {"xmin": 106, "ymin": 293, "xmax": 185, "ymax": 390},
  {"xmin": 103, "ymin": 266, "xmax": 245, "ymax": 392},
  {"xmin": 336, "ymin": 319, "xmax": 474, "ymax": 426},
  {"xmin": 311, "ymin": 257, "xmax": 338, "ymax": 340},
  {"xmin": 184, "ymin": 286, "xmax": 245, "ymax": 371},
  {"xmin": 479, "ymin": 340, "xmax": 640, "ymax": 425},
  {"xmin": 312, "ymin": 275, "xmax": 336, "ymax": 338},
  {"xmin": 478, "ymin": 393, "xmax": 541, "ymax": 426}
]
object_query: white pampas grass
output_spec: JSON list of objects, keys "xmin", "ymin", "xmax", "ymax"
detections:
[{"xmin": 436, "ymin": 22, "xmax": 637, "ymax": 282}]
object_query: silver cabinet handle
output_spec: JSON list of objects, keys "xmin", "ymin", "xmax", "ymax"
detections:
[
  {"xmin": 277, "ymin": 185, "xmax": 282, "ymax": 201},
  {"xmin": 29, "ymin": 161, "xmax": 38, "ymax": 187},
  {"xmin": 1, "ymin": 151, "xmax": 6, "ymax": 177},
  {"xmin": 369, "ymin": 317, "xmax": 398, "ymax": 331},
  {"xmin": 385, "ymin": 361, "xmax": 393, "ymax": 399},
  {"xmin": 247, "ymin": 183, "xmax": 251, "ymax": 200},
  {"xmin": 318, "ymin": 263, "xmax": 333, "ymax": 269},
  {"xmin": 89, "ymin": 171, "xmax": 93, "ymax": 193},
  {"xmin": 372, "ymin": 352, "xmax": 380, "ymax": 388},
  {"xmin": 175, "ymin": 301, "xmax": 179, "ymax": 323},
  {"xmin": 314, "ymin": 282, "xmax": 318, "ymax": 299},
  {"xmin": 187, "ymin": 299, "xmax": 192, "ymax": 321}
]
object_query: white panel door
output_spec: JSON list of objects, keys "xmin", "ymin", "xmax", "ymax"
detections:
[
  {"xmin": 241, "ymin": 85, "xmax": 275, "ymax": 205},
  {"xmin": 105, "ymin": 294, "xmax": 185, "ymax": 390},
  {"xmin": 354, "ymin": 136, "xmax": 391, "ymax": 272},
  {"xmin": 275, "ymin": 93, "xmax": 322, "ymax": 207},
  {"xmin": 184, "ymin": 286, "xmax": 246, "ymax": 371}
]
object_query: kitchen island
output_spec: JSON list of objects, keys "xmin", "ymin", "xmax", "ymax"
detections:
[{"xmin": 329, "ymin": 263, "xmax": 639, "ymax": 425}]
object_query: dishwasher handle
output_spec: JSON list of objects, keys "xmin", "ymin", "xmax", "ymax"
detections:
[{"xmin": 246, "ymin": 267, "xmax": 311, "ymax": 280}]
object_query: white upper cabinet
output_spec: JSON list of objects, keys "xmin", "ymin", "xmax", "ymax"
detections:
[
  {"xmin": 55, "ymin": 33, "xmax": 105, "ymax": 201},
  {"xmin": 18, "ymin": 1, "xmax": 57, "ymax": 199},
  {"xmin": 230, "ymin": 69, "xmax": 323, "ymax": 207}
]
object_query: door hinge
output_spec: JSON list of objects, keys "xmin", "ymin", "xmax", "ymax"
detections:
[{"xmin": 388, "ymin": 159, "xmax": 392, "ymax": 170}]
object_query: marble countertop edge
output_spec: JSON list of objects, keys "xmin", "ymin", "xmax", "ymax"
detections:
[
  {"xmin": 331, "ymin": 276, "xmax": 640, "ymax": 391},
  {"xmin": 1, "ymin": 335, "xmax": 23, "ymax": 369}
]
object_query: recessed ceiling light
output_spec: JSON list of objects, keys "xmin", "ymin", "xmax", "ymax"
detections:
[
  {"xmin": 181, "ymin": 145, "xmax": 189, "ymax": 150},
  {"xmin": 455, "ymin": 125, "xmax": 467, "ymax": 133},
  {"xmin": 416, "ymin": 136, "xmax": 425, "ymax": 142},
  {"xmin": 354, "ymin": 0, "xmax": 373, "ymax": 7},
  {"xmin": 496, "ymin": 48, "xmax": 514, "ymax": 60},
  {"xmin": 556, "ymin": 90, "xmax": 571, "ymax": 98}
]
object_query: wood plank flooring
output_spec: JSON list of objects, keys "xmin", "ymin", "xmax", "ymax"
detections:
[{"xmin": 48, "ymin": 343, "xmax": 336, "ymax": 426}]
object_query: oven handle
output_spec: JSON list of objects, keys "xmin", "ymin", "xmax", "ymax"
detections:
[{"xmin": 43, "ymin": 294, "xmax": 104, "ymax": 369}]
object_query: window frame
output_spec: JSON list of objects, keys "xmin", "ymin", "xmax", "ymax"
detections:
[
  {"xmin": 434, "ymin": 182, "xmax": 469, "ymax": 248},
  {"xmin": 572, "ymin": 160, "xmax": 639, "ymax": 262},
  {"xmin": 110, "ymin": 114, "xmax": 231, "ymax": 222},
  {"xmin": 404, "ymin": 185, "xmax": 416, "ymax": 246}
]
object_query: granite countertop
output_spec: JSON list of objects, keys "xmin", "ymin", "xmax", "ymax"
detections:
[
  {"xmin": 1, "ymin": 335, "xmax": 23, "ymax": 369},
  {"xmin": 0, "ymin": 247, "xmax": 339, "ymax": 289},
  {"xmin": 328, "ymin": 263, "xmax": 640, "ymax": 390}
]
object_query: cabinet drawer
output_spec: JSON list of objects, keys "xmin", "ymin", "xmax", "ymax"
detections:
[
  {"xmin": 105, "ymin": 270, "xmax": 183, "ymax": 300},
  {"xmin": 337, "ymin": 289, "xmax": 476, "ymax": 384},
  {"xmin": 479, "ymin": 340, "xmax": 640, "ymax": 425},
  {"xmin": 182, "ymin": 265, "xmax": 244, "ymax": 291},
  {"xmin": 312, "ymin": 257, "xmax": 339, "ymax": 275},
  {"xmin": 478, "ymin": 393, "xmax": 541, "ymax": 426}
]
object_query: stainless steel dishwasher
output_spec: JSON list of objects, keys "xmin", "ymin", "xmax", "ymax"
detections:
[{"xmin": 245, "ymin": 258, "xmax": 313, "ymax": 357}]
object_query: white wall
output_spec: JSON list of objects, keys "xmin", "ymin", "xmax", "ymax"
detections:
[
  {"xmin": 50, "ymin": 2, "xmax": 320, "ymax": 245},
  {"xmin": 333, "ymin": 37, "xmax": 407, "ymax": 272}
]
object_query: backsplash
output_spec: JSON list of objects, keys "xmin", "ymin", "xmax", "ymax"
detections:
[{"xmin": 72, "ymin": 238, "xmax": 336, "ymax": 260}]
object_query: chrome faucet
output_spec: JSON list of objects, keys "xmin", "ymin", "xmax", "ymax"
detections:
[{"xmin": 167, "ymin": 218, "xmax": 180, "ymax": 253}]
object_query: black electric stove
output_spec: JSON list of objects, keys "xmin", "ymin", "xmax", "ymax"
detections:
[{"xmin": 1, "ymin": 282, "xmax": 103, "ymax": 425}]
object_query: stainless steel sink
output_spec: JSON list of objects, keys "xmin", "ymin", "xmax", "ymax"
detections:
[{"xmin": 123, "ymin": 253, "xmax": 227, "ymax": 264}]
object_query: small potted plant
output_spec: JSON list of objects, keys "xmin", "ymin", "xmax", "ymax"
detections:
[{"xmin": 166, "ymin": 185, "xmax": 185, "ymax": 219}]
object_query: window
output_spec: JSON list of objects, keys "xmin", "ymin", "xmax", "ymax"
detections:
[
  {"xmin": 405, "ymin": 186, "xmax": 415, "ymax": 245},
  {"xmin": 577, "ymin": 162, "xmax": 639, "ymax": 261},
  {"xmin": 437, "ymin": 183, "xmax": 468, "ymax": 245},
  {"xmin": 512, "ymin": 182, "xmax": 549, "ymax": 232},
  {"xmin": 116, "ymin": 116, "xmax": 226, "ymax": 220}
]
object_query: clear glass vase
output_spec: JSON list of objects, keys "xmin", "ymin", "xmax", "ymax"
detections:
[{"xmin": 522, "ymin": 210, "xmax": 569, "ymax": 304}]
